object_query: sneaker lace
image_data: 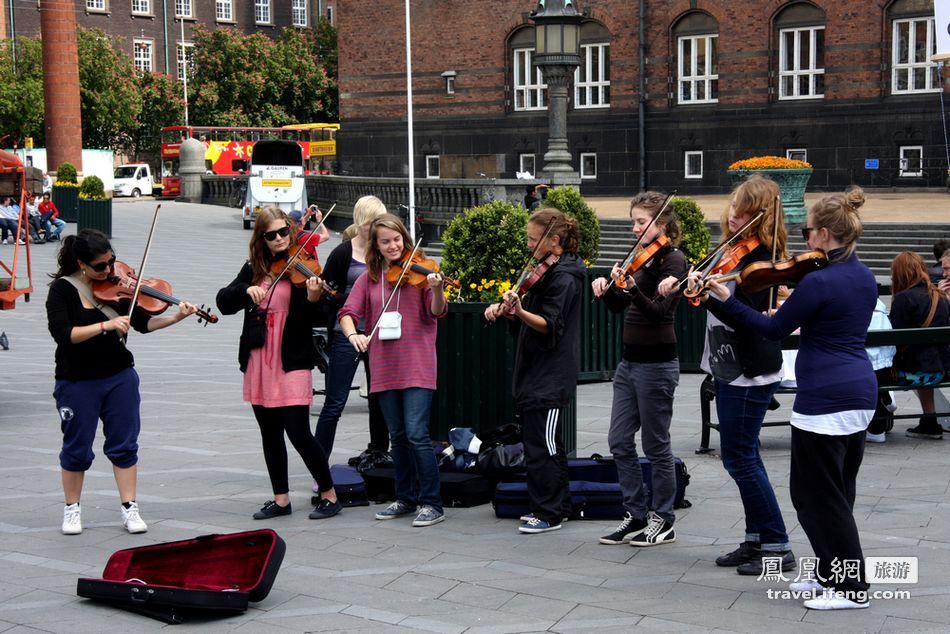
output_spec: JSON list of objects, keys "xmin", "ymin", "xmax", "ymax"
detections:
[
  {"xmin": 644, "ymin": 514, "xmax": 665, "ymax": 539},
  {"xmin": 615, "ymin": 513, "xmax": 633, "ymax": 531},
  {"xmin": 64, "ymin": 507, "xmax": 80, "ymax": 523}
]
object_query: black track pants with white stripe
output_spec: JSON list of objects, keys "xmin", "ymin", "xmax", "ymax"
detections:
[{"xmin": 521, "ymin": 407, "xmax": 570, "ymax": 524}]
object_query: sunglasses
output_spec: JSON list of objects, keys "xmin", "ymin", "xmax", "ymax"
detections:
[
  {"xmin": 263, "ymin": 226, "xmax": 291, "ymax": 241},
  {"xmin": 800, "ymin": 227, "xmax": 818, "ymax": 241},
  {"xmin": 89, "ymin": 254, "xmax": 116, "ymax": 272}
]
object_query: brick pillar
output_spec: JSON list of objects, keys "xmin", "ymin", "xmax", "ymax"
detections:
[{"xmin": 40, "ymin": 0, "xmax": 83, "ymax": 175}]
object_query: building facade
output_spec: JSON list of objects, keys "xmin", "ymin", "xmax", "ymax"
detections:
[
  {"xmin": 7, "ymin": 0, "xmax": 336, "ymax": 79},
  {"xmin": 336, "ymin": 0, "xmax": 948, "ymax": 194}
]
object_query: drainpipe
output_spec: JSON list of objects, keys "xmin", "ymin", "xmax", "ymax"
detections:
[
  {"xmin": 638, "ymin": 0, "xmax": 646, "ymax": 190},
  {"xmin": 162, "ymin": 0, "xmax": 169, "ymax": 74},
  {"xmin": 9, "ymin": 0, "xmax": 16, "ymax": 73}
]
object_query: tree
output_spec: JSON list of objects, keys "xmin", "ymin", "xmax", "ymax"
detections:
[
  {"xmin": 273, "ymin": 27, "xmax": 335, "ymax": 122},
  {"xmin": 130, "ymin": 72, "xmax": 185, "ymax": 161},
  {"xmin": 0, "ymin": 38, "xmax": 45, "ymax": 147},
  {"xmin": 76, "ymin": 28, "xmax": 142, "ymax": 151}
]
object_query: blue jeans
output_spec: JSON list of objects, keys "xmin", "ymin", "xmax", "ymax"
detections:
[
  {"xmin": 315, "ymin": 330, "xmax": 387, "ymax": 457},
  {"xmin": 377, "ymin": 388, "xmax": 442, "ymax": 512},
  {"xmin": 715, "ymin": 380, "xmax": 790, "ymax": 551}
]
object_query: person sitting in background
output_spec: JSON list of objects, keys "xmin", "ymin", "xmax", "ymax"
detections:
[
  {"xmin": 889, "ymin": 251, "xmax": 950, "ymax": 439},
  {"xmin": 24, "ymin": 194, "xmax": 46, "ymax": 244},
  {"xmin": 38, "ymin": 193, "xmax": 66, "ymax": 241},
  {"xmin": 290, "ymin": 206, "xmax": 330, "ymax": 258},
  {"xmin": 0, "ymin": 197, "xmax": 28, "ymax": 245},
  {"xmin": 523, "ymin": 184, "xmax": 549, "ymax": 211},
  {"xmin": 928, "ymin": 239, "xmax": 950, "ymax": 283}
]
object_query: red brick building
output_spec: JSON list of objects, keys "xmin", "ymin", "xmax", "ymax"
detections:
[
  {"xmin": 337, "ymin": 0, "xmax": 948, "ymax": 194},
  {"xmin": 8, "ymin": 0, "xmax": 336, "ymax": 78}
]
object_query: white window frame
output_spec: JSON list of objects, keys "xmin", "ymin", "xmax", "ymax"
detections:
[
  {"xmin": 513, "ymin": 48, "xmax": 547, "ymax": 111},
  {"xmin": 326, "ymin": 5, "xmax": 334, "ymax": 25},
  {"xmin": 574, "ymin": 43, "xmax": 610, "ymax": 109},
  {"xmin": 86, "ymin": 0, "xmax": 106, "ymax": 10},
  {"xmin": 892, "ymin": 17, "xmax": 940, "ymax": 94},
  {"xmin": 580, "ymin": 153, "xmax": 597, "ymax": 180},
  {"xmin": 292, "ymin": 0, "xmax": 307, "ymax": 27},
  {"xmin": 678, "ymin": 34, "xmax": 718, "ymax": 104},
  {"xmin": 174, "ymin": 0, "xmax": 192, "ymax": 18},
  {"xmin": 177, "ymin": 42, "xmax": 194, "ymax": 81},
  {"xmin": 778, "ymin": 26, "xmax": 825, "ymax": 100},
  {"xmin": 215, "ymin": 0, "xmax": 233, "ymax": 21},
  {"xmin": 899, "ymin": 145, "xmax": 923, "ymax": 177},
  {"xmin": 786, "ymin": 148, "xmax": 808, "ymax": 163},
  {"xmin": 445, "ymin": 76, "xmax": 456, "ymax": 94},
  {"xmin": 133, "ymin": 39, "xmax": 153, "ymax": 72},
  {"xmin": 255, "ymin": 0, "xmax": 272, "ymax": 25},
  {"xmin": 519, "ymin": 154, "xmax": 536, "ymax": 177},
  {"xmin": 425, "ymin": 155, "xmax": 441, "ymax": 179},
  {"xmin": 132, "ymin": 0, "xmax": 150, "ymax": 15},
  {"xmin": 684, "ymin": 151, "xmax": 703, "ymax": 179}
]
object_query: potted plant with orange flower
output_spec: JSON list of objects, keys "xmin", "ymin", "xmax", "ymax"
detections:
[{"xmin": 727, "ymin": 155, "xmax": 813, "ymax": 224}]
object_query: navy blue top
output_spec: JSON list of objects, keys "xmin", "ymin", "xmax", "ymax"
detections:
[{"xmin": 712, "ymin": 250, "xmax": 878, "ymax": 416}]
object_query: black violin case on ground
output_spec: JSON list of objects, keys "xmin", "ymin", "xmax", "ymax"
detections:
[
  {"xmin": 362, "ymin": 467, "xmax": 494, "ymax": 508},
  {"xmin": 76, "ymin": 529, "xmax": 285, "ymax": 624}
]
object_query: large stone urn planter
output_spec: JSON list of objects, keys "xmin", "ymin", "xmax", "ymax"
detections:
[{"xmin": 727, "ymin": 168, "xmax": 813, "ymax": 225}]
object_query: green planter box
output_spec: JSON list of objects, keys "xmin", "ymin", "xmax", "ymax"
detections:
[
  {"xmin": 431, "ymin": 302, "xmax": 577, "ymax": 456},
  {"xmin": 77, "ymin": 198, "xmax": 113, "ymax": 237},
  {"xmin": 727, "ymin": 168, "xmax": 813, "ymax": 225},
  {"xmin": 52, "ymin": 185, "xmax": 79, "ymax": 223}
]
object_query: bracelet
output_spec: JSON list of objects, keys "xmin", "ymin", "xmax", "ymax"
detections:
[
  {"xmin": 99, "ymin": 322, "xmax": 106, "ymax": 335},
  {"xmin": 346, "ymin": 332, "xmax": 357, "ymax": 339}
]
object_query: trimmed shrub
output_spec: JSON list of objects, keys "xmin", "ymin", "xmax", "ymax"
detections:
[
  {"xmin": 55, "ymin": 162, "xmax": 78, "ymax": 184},
  {"xmin": 671, "ymin": 196, "xmax": 710, "ymax": 265},
  {"xmin": 78, "ymin": 175, "xmax": 107, "ymax": 199},
  {"xmin": 540, "ymin": 186, "xmax": 600, "ymax": 264}
]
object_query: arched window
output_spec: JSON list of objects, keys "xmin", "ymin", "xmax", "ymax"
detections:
[
  {"xmin": 510, "ymin": 27, "xmax": 548, "ymax": 111},
  {"xmin": 575, "ymin": 21, "xmax": 611, "ymax": 109},
  {"xmin": 889, "ymin": 0, "xmax": 940, "ymax": 94},
  {"xmin": 672, "ymin": 12, "xmax": 719, "ymax": 104},
  {"xmin": 774, "ymin": 3, "xmax": 826, "ymax": 100}
]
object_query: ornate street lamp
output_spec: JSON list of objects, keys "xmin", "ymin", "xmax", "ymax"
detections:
[{"xmin": 531, "ymin": 0, "xmax": 583, "ymax": 177}]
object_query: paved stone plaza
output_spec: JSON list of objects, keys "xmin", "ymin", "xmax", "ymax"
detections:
[{"xmin": 0, "ymin": 200, "xmax": 948, "ymax": 632}]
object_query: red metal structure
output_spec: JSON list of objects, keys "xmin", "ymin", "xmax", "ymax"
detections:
[{"xmin": 0, "ymin": 150, "xmax": 34, "ymax": 310}]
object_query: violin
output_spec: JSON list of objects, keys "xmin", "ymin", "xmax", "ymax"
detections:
[
  {"xmin": 684, "ymin": 236, "xmax": 761, "ymax": 301},
  {"xmin": 615, "ymin": 235, "xmax": 670, "ymax": 289},
  {"xmin": 91, "ymin": 260, "xmax": 218, "ymax": 325},
  {"xmin": 386, "ymin": 251, "xmax": 461, "ymax": 289},
  {"xmin": 719, "ymin": 250, "xmax": 829, "ymax": 294},
  {"xmin": 270, "ymin": 245, "xmax": 337, "ymax": 297},
  {"xmin": 502, "ymin": 252, "xmax": 560, "ymax": 313}
]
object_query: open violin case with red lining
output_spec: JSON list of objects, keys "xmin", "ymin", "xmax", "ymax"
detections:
[{"xmin": 77, "ymin": 529, "xmax": 285, "ymax": 624}]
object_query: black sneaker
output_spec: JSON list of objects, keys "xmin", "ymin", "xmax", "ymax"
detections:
[
  {"xmin": 906, "ymin": 417, "xmax": 943, "ymax": 439},
  {"xmin": 715, "ymin": 541, "xmax": 761, "ymax": 567},
  {"xmin": 599, "ymin": 512, "xmax": 648, "ymax": 545},
  {"xmin": 736, "ymin": 550, "xmax": 796, "ymax": 576},
  {"xmin": 309, "ymin": 498, "xmax": 342, "ymax": 519},
  {"xmin": 253, "ymin": 500, "xmax": 291, "ymax": 520},
  {"xmin": 629, "ymin": 511, "xmax": 675, "ymax": 547}
]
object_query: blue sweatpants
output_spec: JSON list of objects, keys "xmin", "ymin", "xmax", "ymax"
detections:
[{"xmin": 54, "ymin": 367, "xmax": 141, "ymax": 471}]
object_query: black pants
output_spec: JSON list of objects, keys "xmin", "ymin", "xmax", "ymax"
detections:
[
  {"xmin": 253, "ymin": 404, "xmax": 333, "ymax": 495},
  {"xmin": 521, "ymin": 407, "xmax": 570, "ymax": 524},
  {"xmin": 790, "ymin": 426, "xmax": 869, "ymax": 596},
  {"xmin": 867, "ymin": 368, "xmax": 895, "ymax": 435}
]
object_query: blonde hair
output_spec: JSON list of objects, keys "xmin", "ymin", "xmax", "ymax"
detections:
[
  {"xmin": 722, "ymin": 174, "xmax": 788, "ymax": 258},
  {"xmin": 343, "ymin": 195, "xmax": 388, "ymax": 240},
  {"xmin": 810, "ymin": 186, "xmax": 865, "ymax": 261}
]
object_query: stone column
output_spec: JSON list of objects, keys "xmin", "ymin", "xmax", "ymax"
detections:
[
  {"xmin": 539, "ymin": 64, "xmax": 576, "ymax": 175},
  {"xmin": 40, "ymin": 0, "xmax": 83, "ymax": 176},
  {"xmin": 178, "ymin": 138, "xmax": 206, "ymax": 203}
]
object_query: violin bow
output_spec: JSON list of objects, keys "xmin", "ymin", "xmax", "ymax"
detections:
[
  {"xmin": 356, "ymin": 237, "xmax": 424, "ymax": 362},
  {"xmin": 767, "ymin": 196, "xmax": 780, "ymax": 310},
  {"xmin": 124, "ymin": 204, "xmax": 162, "ymax": 339},
  {"xmin": 604, "ymin": 190, "xmax": 676, "ymax": 293},
  {"xmin": 508, "ymin": 216, "xmax": 557, "ymax": 299},
  {"xmin": 260, "ymin": 203, "xmax": 335, "ymax": 305},
  {"xmin": 672, "ymin": 209, "xmax": 765, "ymax": 295}
]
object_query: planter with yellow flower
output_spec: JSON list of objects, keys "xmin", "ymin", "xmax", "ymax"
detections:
[
  {"xmin": 52, "ymin": 162, "xmax": 80, "ymax": 223},
  {"xmin": 727, "ymin": 156, "xmax": 813, "ymax": 224},
  {"xmin": 77, "ymin": 175, "xmax": 112, "ymax": 237}
]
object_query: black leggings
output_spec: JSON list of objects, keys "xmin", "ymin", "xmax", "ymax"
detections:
[{"xmin": 252, "ymin": 404, "xmax": 333, "ymax": 495}]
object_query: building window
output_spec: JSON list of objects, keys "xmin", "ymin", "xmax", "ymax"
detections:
[
  {"xmin": 292, "ymin": 0, "xmax": 307, "ymax": 27},
  {"xmin": 86, "ymin": 0, "xmax": 106, "ymax": 10},
  {"xmin": 519, "ymin": 154, "xmax": 536, "ymax": 177},
  {"xmin": 575, "ymin": 43, "xmax": 610, "ymax": 108},
  {"xmin": 177, "ymin": 42, "xmax": 194, "ymax": 81},
  {"xmin": 132, "ymin": 0, "xmax": 150, "ymax": 14},
  {"xmin": 684, "ymin": 151, "xmax": 703, "ymax": 179},
  {"xmin": 442, "ymin": 71, "xmax": 457, "ymax": 94},
  {"xmin": 513, "ymin": 48, "xmax": 547, "ymax": 111},
  {"xmin": 678, "ymin": 34, "xmax": 718, "ymax": 104},
  {"xmin": 133, "ymin": 39, "xmax": 153, "ymax": 72},
  {"xmin": 779, "ymin": 27, "xmax": 824, "ymax": 99},
  {"xmin": 786, "ymin": 148, "xmax": 807, "ymax": 163},
  {"xmin": 326, "ymin": 5, "xmax": 334, "ymax": 25},
  {"xmin": 580, "ymin": 153, "xmax": 597, "ymax": 180},
  {"xmin": 255, "ymin": 0, "xmax": 271, "ymax": 24},
  {"xmin": 215, "ymin": 0, "xmax": 232, "ymax": 21},
  {"xmin": 425, "ymin": 155, "xmax": 440, "ymax": 179},
  {"xmin": 899, "ymin": 146, "xmax": 923, "ymax": 177},
  {"xmin": 174, "ymin": 0, "xmax": 192, "ymax": 18},
  {"xmin": 892, "ymin": 18, "xmax": 940, "ymax": 93}
]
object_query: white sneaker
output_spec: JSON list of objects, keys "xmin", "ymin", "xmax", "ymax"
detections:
[
  {"xmin": 62, "ymin": 503, "xmax": 82, "ymax": 535},
  {"xmin": 803, "ymin": 592, "xmax": 869, "ymax": 610},
  {"xmin": 865, "ymin": 431, "xmax": 886, "ymax": 443},
  {"xmin": 789, "ymin": 578, "xmax": 823, "ymax": 593},
  {"xmin": 121, "ymin": 501, "xmax": 148, "ymax": 534}
]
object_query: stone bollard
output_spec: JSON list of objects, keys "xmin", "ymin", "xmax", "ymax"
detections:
[{"xmin": 177, "ymin": 138, "xmax": 205, "ymax": 203}]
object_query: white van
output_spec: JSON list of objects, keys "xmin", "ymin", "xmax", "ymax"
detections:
[
  {"xmin": 113, "ymin": 164, "xmax": 154, "ymax": 198},
  {"xmin": 242, "ymin": 140, "xmax": 307, "ymax": 229}
]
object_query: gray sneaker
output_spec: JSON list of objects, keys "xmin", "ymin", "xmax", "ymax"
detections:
[
  {"xmin": 375, "ymin": 500, "xmax": 416, "ymax": 520},
  {"xmin": 411, "ymin": 505, "xmax": 445, "ymax": 527}
]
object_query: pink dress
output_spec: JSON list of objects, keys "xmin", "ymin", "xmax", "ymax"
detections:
[{"xmin": 243, "ymin": 279, "xmax": 313, "ymax": 407}]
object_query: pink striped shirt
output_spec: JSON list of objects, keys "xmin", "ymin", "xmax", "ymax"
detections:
[{"xmin": 338, "ymin": 272, "xmax": 445, "ymax": 393}]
